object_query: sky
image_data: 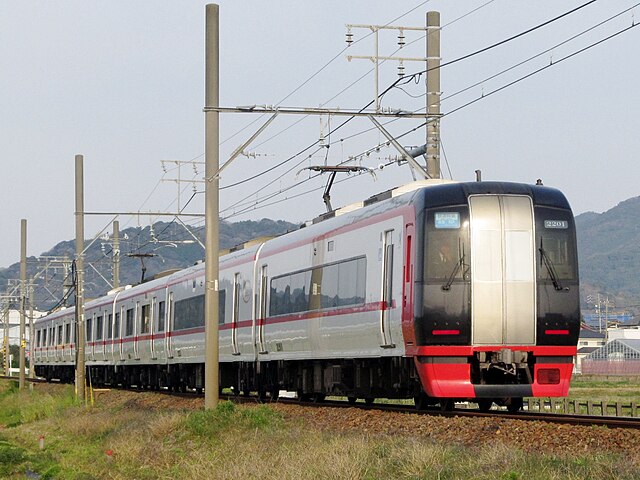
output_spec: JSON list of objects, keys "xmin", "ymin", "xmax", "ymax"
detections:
[{"xmin": 1, "ymin": 0, "xmax": 639, "ymax": 269}]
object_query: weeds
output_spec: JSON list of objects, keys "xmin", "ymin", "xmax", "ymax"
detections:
[{"xmin": 2, "ymin": 380, "xmax": 640, "ymax": 479}]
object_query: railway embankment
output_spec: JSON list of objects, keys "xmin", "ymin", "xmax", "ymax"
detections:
[{"xmin": 2, "ymin": 379, "xmax": 640, "ymax": 479}]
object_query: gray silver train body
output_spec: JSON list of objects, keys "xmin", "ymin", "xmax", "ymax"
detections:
[{"xmin": 34, "ymin": 179, "xmax": 579, "ymax": 407}]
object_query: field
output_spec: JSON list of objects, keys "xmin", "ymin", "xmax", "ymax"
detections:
[{"xmin": 1, "ymin": 378, "xmax": 640, "ymax": 479}]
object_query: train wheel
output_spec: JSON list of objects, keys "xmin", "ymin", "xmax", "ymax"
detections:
[
  {"xmin": 506, "ymin": 397, "xmax": 523, "ymax": 413},
  {"xmin": 364, "ymin": 397, "xmax": 375, "ymax": 406},
  {"xmin": 270, "ymin": 388, "xmax": 280, "ymax": 401},
  {"xmin": 347, "ymin": 396, "xmax": 357, "ymax": 405},
  {"xmin": 439, "ymin": 399, "xmax": 454, "ymax": 411},
  {"xmin": 414, "ymin": 392, "xmax": 429, "ymax": 410},
  {"xmin": 312, "ymin": 393, "xmax": 326, "ymax": 403},
  {"xmin": 477, "ymin": 399, "xmax": 493, "ymax": 412}
]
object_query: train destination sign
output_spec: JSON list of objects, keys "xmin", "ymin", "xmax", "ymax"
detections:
[{"xmin": 435, "ymin": 212, "xmax": 460, "ymax": 229}]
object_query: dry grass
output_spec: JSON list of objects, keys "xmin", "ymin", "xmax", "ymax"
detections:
[{"xmin": 2, "ymin": 380, "xmax": 640, "ymax": 479}]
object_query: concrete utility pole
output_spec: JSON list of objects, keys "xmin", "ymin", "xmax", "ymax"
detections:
[
  {"xmin": 19, "ymin": 219, "xmax": 27, "ymax": 389},
  {"xmin": 28, "ymin": 278, "xmax": 34, "ymax": 381},
  {"xmin": 112, "ymin": 220, "xmax": 120, "ymax": 289},
  {"xmin": 425, "ymin": 11, "xmax": 441, "ymax": 179},
  {"xmin": 2, "ymin": 307, "xmax": 8, "ymax": 374},
  {"xmin": 75, "ymin": 154, "xmax": 86, "ymax": 401},
  {"xmin": 204, "ymin": 3, "xmax": 220, "ymax": 409}
]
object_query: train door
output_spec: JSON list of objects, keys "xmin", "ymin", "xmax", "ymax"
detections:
[
  {"xmin": 380, "ymin": 229, "xmax": 395, "ymax": 348},
  {"xmin": 150, "ymin": 297, "xmax": 157, "ymax": 359},
  {"xmin": 154, "ymin": 295, "xmax": 167, "ymax": 359},
  {"xmin": 167, "ymin": 292, "xmax": 174, "ymax": 358},
  {"xmin": 402, "ymin": 223, "xmax": 416, "ymax": 346},
  {"xmin": 118, "ymin": 306, "xmax": 125, "ymax": 361},
  {"xmin": 134, "ymin": 302, "xmax": 140, "ymax": 360},
  {"xmin": 469, "ymin": 195, "xmax": 536, "ymax": 345},
  {"xmin": 232, "ymin": 273, "xmax": 240, "ymax": 355},
  {"xmin": 257, "ymin": 265, "xmax": 268, "ymax": 354}
]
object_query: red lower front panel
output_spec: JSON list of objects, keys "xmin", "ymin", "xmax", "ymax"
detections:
[{"xmin": 413, "ymin": 346, "xmax": 576, "ymax": 399}]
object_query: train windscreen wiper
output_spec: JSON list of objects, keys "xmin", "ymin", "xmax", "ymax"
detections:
[
  {"xmin": 539, "ymin": 240, "xmax": 564, "ymax": 291},
  {"xmin": 442, "ymin": 242, "xmax": 466, "ymax": 291}
]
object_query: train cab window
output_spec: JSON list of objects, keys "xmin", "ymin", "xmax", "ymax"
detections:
[
  {"xmin": 125, "ymin": 308, "xmax": 135, "ymax": 336},
  {"xmin": 86, "ymin": 317, "xmax": 93, "ymax": 342},
  {"xmin": 57, "ymin": 325, "xmax": 63, "ymax": 345},
  {"xmin": 96, "ymin": 316, "xmax": 103, "ymax": 341},
  {"xmin": 425, "ymin": 208, "xmax": 470, "ymax": 282},
  {"xmin": 107, "ymin": 314, "xmax": 113, "ymax": 339},
  {"xmin": 114, "ymin": 312, "xmax": 121, "ymax": 339},
  {"xmin": 141, "ymin": 304, "xmax": 151, "ymax": 334},
  {"xmin": 158, "ymin": 301, "xmax": 166, "ymax": 332},
  {"xmin": 535, "ymin": 208, "xmax": 577, "ymax": 282}
]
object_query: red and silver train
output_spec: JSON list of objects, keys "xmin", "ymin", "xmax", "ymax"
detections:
[{"xmin": 33, "ymin": 179, "xmax": 579, "ymax": 410}]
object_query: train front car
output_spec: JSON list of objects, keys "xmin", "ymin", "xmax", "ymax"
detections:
[{"xmin": 411, "ymin": 182, "xmax": 579, "ymax": 411}]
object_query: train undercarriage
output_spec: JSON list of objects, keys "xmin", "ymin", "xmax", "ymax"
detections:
[{"xmin": 35, "ymin": 353, "xmax": 542, "ymax": 412}]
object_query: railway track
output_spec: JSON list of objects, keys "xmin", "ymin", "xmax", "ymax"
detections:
[
  {"xmin": 5, "ymin": 376, "xmax": 639, "ymax": 430},
  {"xmin": 226, "ymin": 394, "xmax": 640, "ymax": 430},
  {"xmin": 0, "ymin": 375, "xmax": 48, "ymax": 383}
]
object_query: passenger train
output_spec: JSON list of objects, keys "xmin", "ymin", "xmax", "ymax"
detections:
[{"xmin": 33, "ymin": 179, "xmax": 580, "ymax": 411}]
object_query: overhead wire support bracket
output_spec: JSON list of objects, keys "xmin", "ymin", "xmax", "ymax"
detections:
[
  {"xmin": 214, "ymin": 111, "xmax": 280, "ymax": 180},
  {"xmin": 203, "ymin": 105, "xmax": 432, "ymax": 119},
  {"xmin": 367, "ymin": 115, "xmax": 430, "ymax": 180}
]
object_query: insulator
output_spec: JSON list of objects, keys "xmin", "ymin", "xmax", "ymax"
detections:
[
  {"xmin": 398, "ymin": 31, "xmax": 405, "ymax": 47},
  {"xmin": 397, "ymin": 62, "xmax": 405, "ymax": 77},
  {"xmin": 346, "ymin": 31, "xmax": 353, "ymax": 45}
]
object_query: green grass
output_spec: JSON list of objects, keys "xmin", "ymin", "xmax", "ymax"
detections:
[{"xmin": 1, "ymin": 379, "xmax": 640, "ymax": 479}]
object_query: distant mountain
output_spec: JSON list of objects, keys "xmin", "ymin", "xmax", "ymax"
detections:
[
  {"xmin": 576, "ymin": 196, "xmax": 640, "ymax": 315},
  {"xmin": 2, "ymin": 197, "xmax": 639, "ymax": 317},
  {"xmin": 0, "ymin": 218, "xmax": 298, "ymax": 311}
]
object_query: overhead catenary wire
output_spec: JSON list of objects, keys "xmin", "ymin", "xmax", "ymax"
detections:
[
  {"xmin": 218, "ymin": 0, "xmax": 600, "ymax": 194},
  {"xmin": 221, "ymin": 16, "xmax": 639, "ymax": 219}
]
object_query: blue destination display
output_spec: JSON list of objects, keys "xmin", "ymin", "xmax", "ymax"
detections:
[{"xmin": 435, "ymin": 212, "xmax": 460, "ymax": 229}]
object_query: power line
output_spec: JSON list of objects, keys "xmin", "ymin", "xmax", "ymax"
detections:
[
  {"xmin": 219, "ymin": 1, "xmax": 599, "ymax": 195},
  {"xmin": 221, "ymin": 16, "xmax": 639, "ymax": 219}
]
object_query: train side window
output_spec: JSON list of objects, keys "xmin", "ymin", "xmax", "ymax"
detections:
[
  {"xmin": 107, "ymin": 314, "xmax": 113, "ymax": 339},
  {"xmin": 96, "ymin": 316, "xmax": 103, "ymax": 341},
  {"xmin": 158, "ymin": 301, "xmax": 166, "ymax": 332},
  {"xmin": 173, "ymin": 295, "xmax": 205, "ymax": 330},
  {"xmin": 65, "ymin": 323, "xmax": 71, "ymax": 344},
  {"xmin": 219, "ymin": 290, "xmax": 226, "ymax": 324},
  {"xmin": 114, "ymin": 312, "xmax": 121, "ymax": 339},
  {"xmin": 141, "ymin": 304, "xmax": 151, "ymax": 334},
  {"xmin": 270, "ymin": 257, "xmax": 365, "ymax": 316},
  {"xmin": 86, "ymin": 317, "xmax": 93, "ymax": 342},
  {"xmin": 125, "ymin": 308, "xmax": 134, "ymax": 336},
  {"xmin": 36, "ymin": 329, "xmax": 41, "ymax": 348},
  {"xmin": 57, "ymin": 325, "xmax": 63, "ymax": 345}
]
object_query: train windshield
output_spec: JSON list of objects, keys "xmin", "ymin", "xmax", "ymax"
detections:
[
  {"xmin": 535, "ymin": 207, "xmax": 578, "ymax": 282},
  {"xmin": 425, "ymin": 207, "xmax": 470, "ymax": 282}
]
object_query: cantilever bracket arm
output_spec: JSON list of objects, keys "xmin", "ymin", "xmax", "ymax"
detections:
[
  {"xmin": 209, "ymin": 111, "xmax": 280, "ymax": 181},
  {"xmin": 367, "ymin": 115, "xmax": 430, "ymax": 180}
]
